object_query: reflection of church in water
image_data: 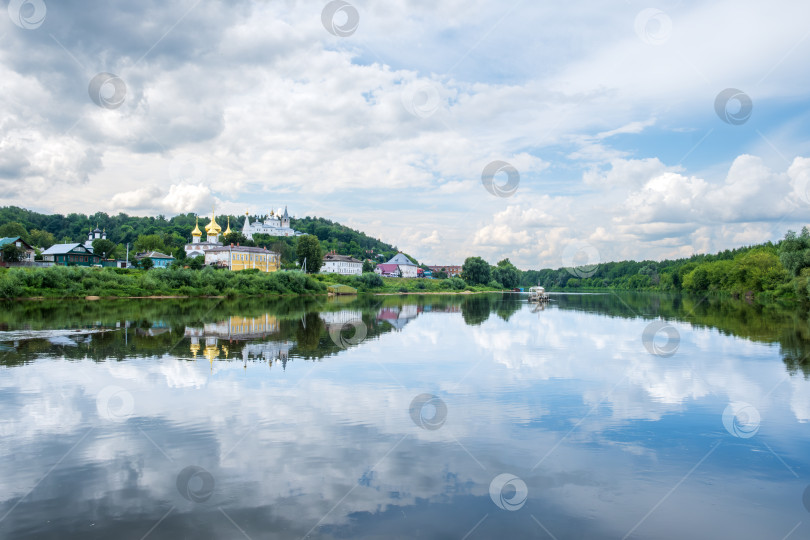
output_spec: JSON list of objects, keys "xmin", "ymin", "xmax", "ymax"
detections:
[
  {"xmin": 184, "ymin": 314, "xmax": 293, "ymax": 366},
  {"xmin": 375, "ymin": 304, "xmax": 462, "ymax": 331},
  {"xmin": 317, "ymin": 305, "xmax": 462, "ymax": 332},
  {"xmin": 320, "ymin": 307, "xmax": 428, "ymax": 333}
]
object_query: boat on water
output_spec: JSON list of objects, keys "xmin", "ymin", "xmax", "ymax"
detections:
[{"xmin": 528, "ymin": 285, "xmax": 549, "ymax": 303}]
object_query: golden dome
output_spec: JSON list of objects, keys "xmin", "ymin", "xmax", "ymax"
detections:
[
  {"xmin": 204, "ymin": 344, "xmax": 219, "ymax": 362},
  {"xmin": 190, "ymin": 342, "xmax": 200, "ymax": 358},
  {"xmin": 205, "ymin": 205, "xmax": 221, "ymax": 234},
  {"xmin": 223, "ymin": 216, "xmax": 232, "ymax": 236},
  {"xmin": 191, "ymin": 216, "xmax": 202, "ymax": 237}
]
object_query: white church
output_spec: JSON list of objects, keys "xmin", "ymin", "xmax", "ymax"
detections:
[{"xmin": 241, "ymin": 207, "xmax": 302, "ymax": 240}]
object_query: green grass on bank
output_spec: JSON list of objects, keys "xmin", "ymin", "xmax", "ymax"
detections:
[{"xmin": 0, "ymin": 266, "xmax": 506, "ymax": 299}]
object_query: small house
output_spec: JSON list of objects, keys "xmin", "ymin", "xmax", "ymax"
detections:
[
  {"xmin": 0, "ymin": 236, "xmax": 36, "ymax": 265},
  {"xmin": 137, "ymin": 251, "xmax": 175, "ymax": 268},
  {"xmin": 41, "ymin": 243, "xmax": 101, "ymax": 266}
]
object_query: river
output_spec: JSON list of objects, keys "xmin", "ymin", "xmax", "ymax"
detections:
[{"xmin": 1, "ymin": 292, "xmax": 809, "ymax": 539}]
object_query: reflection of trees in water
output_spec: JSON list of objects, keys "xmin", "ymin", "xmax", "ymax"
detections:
[
  {"xmin": 10, "ymin": 293, "xmax": 806, "ymax": 377},
  {"xmin": 556, "ymin": 292, "xmax": 810, "ymax": 377},
  {"xmin": 492, "ymin": 294, "xmax": 522, "ymax": 321},
  {"xmin": 461, "ymin": 295, "xmax": 491, "ymax": 326},
  {"xmin": 296, "ymin": 312, "xmax": 325, "ymax": 352}
]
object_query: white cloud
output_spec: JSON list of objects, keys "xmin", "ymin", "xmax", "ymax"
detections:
[
  {"xmin": 161, "ymin": 183, "xmax": 215, "ymax": 214},
  {"xmin": 111, "ymin": 183, "xmax": 214, "ymax": 215},
  {"xmin": 0, "ymin": 0, "xmax": 809, "ymax": 266}
]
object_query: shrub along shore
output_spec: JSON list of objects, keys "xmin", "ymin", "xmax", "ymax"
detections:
[{"xmin": 0, "ymin": 266, "xmax": 503, "ymax": 300}]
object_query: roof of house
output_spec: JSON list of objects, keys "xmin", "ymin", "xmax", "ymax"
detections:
[
  {"xmin": 0, "ymin": 236, "xmax": 34, "ymax": 250},
  {"xmin": 205, "ymin": 246, "xmax": 278, "ymax": 254},
  {"xmin": 376, "ymin": 263, "xmax": 400, "ymax": 273},
  {"xmin": 138, "ymin": 251, "xmax": 174, "ymax": 259},
  {"xmin": 386, "ymin": 252, "xmax": 416, "ymax": 266},
  {"xmin": 323, "ymin": 253, "xmax": 363, "ymax": 264},
  {"xmin": 42, "ymin": 243, "xmax": 90, "ymax": 255}
]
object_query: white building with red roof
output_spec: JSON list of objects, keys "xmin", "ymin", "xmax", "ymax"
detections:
[{"xmin": 374, "ymin": 252, "xmax": 418, "ymax": 278}]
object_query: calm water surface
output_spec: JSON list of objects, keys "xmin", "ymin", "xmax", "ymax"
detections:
[{"xmin": 2, "ymin": 292, "xmax": 810, "ymax": 539}]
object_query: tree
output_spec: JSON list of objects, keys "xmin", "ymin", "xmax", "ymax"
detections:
[
  {"xmin": 173, "ymin": 247, "xmax": 187, "ymax": 261},
  {"xmin": 296, "ymin": 235, "xmax": 323, "ymax": 274},
  {"xmin": 28, "ymin": 229, "xmax": 55, "ymax": 249},
  {"xmin": 362, "ymin": 260, "xmax": 374, "ymax": 273},
  {"xmin": 140, "ymin": 257, "xmax": 154, "ymax": 270},
  {"xmin": 223, "ymin": 231, "xmax": 253, "ymax": 246},
  {"xmin": 683, "ymin": 265, "xmax": 709, "ymax": 291},
  {"xmin": 462, "ymin": 256, "xmax": 491, "ymax": 285},
  {"xmin": 1, "ymin": 243, "xmax": 24, "ymax": 263},
  {"xmin": 778, "ymin": 228, "xmax": 810, "ymax": 277},
  {"xmin": 492, "ymin": 258, "xmax": 520, "ymax": 289},
  {"xmin": 134, "ymin": 234, "xmax": 169, "ymax": 254},
  {"xmin": 188, "ymin": 255, "xmax": 205, "ymax": 270},
  {"xmin": 92, "ymin": 238, "xmax": 117, "ymax": 259},
  {"xmin": 434, "ymin": 269, "xmax": 448, "ymax": 279},
  {"xmin": 0, "ymin": 222, "xmax": 28, "ymax": 242}
]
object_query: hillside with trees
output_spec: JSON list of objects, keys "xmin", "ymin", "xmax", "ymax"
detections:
[{"xmin": 0, "ymin": 206, "xmax": 415, "ymax": 267}]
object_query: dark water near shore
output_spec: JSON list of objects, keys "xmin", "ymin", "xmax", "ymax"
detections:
[{"xmin": 2, "ymin": 292, "xmax": 810, "ymax": 539}]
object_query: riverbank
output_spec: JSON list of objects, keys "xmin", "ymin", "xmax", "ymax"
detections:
[
  {"xmin": 543, "ymin": 284, "xmax": 800, "ymax": 306},
  {"xmin": 0, "ymin": 265, "xmax": 505, "ymax": 300}
]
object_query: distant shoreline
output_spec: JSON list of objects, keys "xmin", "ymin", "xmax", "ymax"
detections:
[{"xmin": 8, "ymin": 289, "xmax": 506, "ymax": 301}]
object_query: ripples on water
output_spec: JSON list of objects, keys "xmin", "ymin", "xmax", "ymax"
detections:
[{"xmin": 1, "ymin": 293, "xmax": 809, "ymax": 539}]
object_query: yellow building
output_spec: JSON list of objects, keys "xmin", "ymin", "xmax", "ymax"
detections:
[{"xmin": 204, "ymin": 245, "xmax": 281, "ymax": 272}]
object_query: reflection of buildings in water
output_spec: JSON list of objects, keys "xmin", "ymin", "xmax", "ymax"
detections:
[
  {"xmin": 186, "ymin": 335, "xmax": 292, "ymax": 367},
  {"xmin": 135, "ymin": 321, "xmax": 172, "ymax": 337},
  {"xmin": 203, "ymin": 314, "xmax": 279, "ymax": 340},
  {"xmin": 376, "ymin": 305, "xmax": 421, "ymax": 331},
  {"xmin": 185, "ymin": 314, "xmax": 287, "ymax": 364},
  {"xmin": 241, "ymin": 340, "xmax": 293, "ymax": 365},
  {"xmin": 421, "ymin": 305, "xmax": 461, "ymax": 313},
  {"xmin": 319, "ymin": 310, "xmax": 364, "ymax": 329}
]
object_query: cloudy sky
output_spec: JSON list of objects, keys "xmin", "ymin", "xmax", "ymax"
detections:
[{"xmin": 2, "ymin": 0, "xmax": 810, "ymax": 268}]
